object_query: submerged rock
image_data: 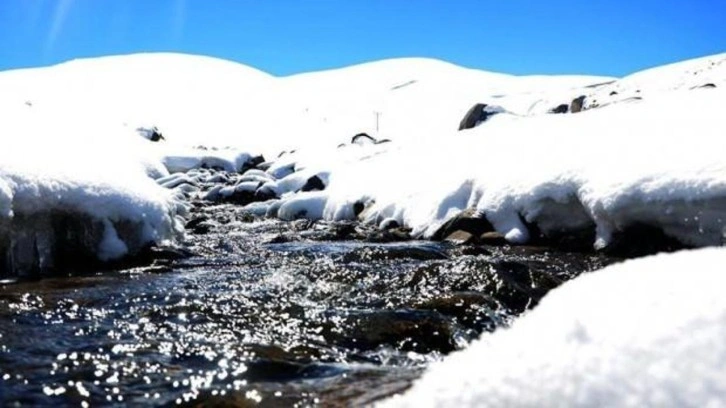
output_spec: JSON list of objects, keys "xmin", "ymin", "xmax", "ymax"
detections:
[{"xmin": 325, "ymin": 309, "xmax": 457, "ymax": 353}]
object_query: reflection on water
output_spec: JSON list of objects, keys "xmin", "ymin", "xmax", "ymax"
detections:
[{"xmin": 0, "ymin": 206, "xmax": 612, "ymax": 406}]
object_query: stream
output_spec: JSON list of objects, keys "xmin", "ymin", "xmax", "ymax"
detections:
[{"xmin": 0, "ymin": 201, "xmax": 615, "ymax": 407}]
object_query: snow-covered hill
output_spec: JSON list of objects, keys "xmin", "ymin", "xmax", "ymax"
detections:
[{"xmin": 0, "ymin": 51, "xmax": 725, "ymax": 273}]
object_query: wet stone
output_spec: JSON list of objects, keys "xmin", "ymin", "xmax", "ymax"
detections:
[{"xmin": 325, "ymin": 309, "xmax": 457, "ymax": 353}]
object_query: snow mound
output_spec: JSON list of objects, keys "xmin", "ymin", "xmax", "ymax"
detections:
[
  {"xmin": 385, "ymin": 247, "xmax": 726, "ymax": 407},
  {"xmin": 0, "ymin": 104, "xmax": 184, "ymax": 276}
]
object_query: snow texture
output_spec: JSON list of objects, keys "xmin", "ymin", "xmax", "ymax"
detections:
[
  {"xmin": 384, "ymin": 247, "xmax": 726, "ymax": 407},
  {"xmin": 1, "ymin": 51, "xmax": 725, "ymax": 270}
]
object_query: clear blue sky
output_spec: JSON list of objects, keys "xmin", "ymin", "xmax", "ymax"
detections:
[{"xmin": 0, "ymin": 0, "xmax": 724, "ymax": 76}]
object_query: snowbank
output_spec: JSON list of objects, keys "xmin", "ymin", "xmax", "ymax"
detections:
[
  {"xmin": 384, "ymin": 247, "xmax": 726, "ymax": 407},
  {"xmin": 270, "ymin": 54, "xmax": 726, "ymax": 250},
  {"xmin": 0, "ymin": 104, "xmax": 185, "ymax": 275}
]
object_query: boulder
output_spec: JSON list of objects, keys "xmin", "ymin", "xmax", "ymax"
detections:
[
  {"xmin": 549, "ymin": 104, "xmax": 569, "ymax": 114},
  {"xmin": 431, "ymin": 208, "xmax": 494, "ymax": 243},
  {"xmin": 458, "ymin": 103, "xmax": 504, "ymax": 130},
  {"xmin": 570, "ymin": 95, "xmax": 587, "ymax": 113},
  {"xmin": 300, "ymin": 175, "xmax": 326, "ymax": 192}
]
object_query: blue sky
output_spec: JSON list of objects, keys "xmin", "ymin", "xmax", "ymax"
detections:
[{"xmin": 0, "ymin": 0, "xmax": 724, "ymax": 76}]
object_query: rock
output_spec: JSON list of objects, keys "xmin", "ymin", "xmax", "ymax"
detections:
[
  {"xmin": 549, "ymin": 104, "xmax": 569, "ymax": 114},
  {"xmin": 300, "ymin": 175, "xmax": 326, "ymax": 192},
  {"xmin": 241, "ymin": 155, "xmax": 265, "ymax": 172},
  {"xmin": 364, "ymin": 227, "xmax": 411, "ymax": 243},
  {"xmin": 352, "ymin": 133, "xmax": 376, "ymax": 145},
  {"xmin": 414, "ymin": 291, "xmax": 499, "ymax": 329},
  {"xmin": 136, "ymin": 126, "xmax": 165, "ymax": 142},
  {"xmin": 325, "ymin": 310, "xmax": 457, "ymax": 353},
  {"xmin": 458, "ymin": 103, "xmax": 504, "ymax": 130},
  {"xmin": 353, "ymin": 201, "xmax": 366, "ymax": 218},
  {"xmin": 431, "ymin": 208, "xmax": 494, "ymax": 243},
  {"xmin": 698, "ymin": 83, "xmax": 717, "ymax": 89},
  {"xmin": 379, "ymin": 218, "xmax": 400, "ymax": 230},
  {"xmin": 443, "ymin": 230, "xmax": 475, "ymax": 245},
  {"xmin": 478, "ymin": 231, "xmax": 508, "ymax": 245},
  {"xmin": 254, "ymin": 185, "xmax": 278, "ymax": 201},
  {"xmin": 610, "ymin": 91, "xmax": 619, "ymax": 96},
  {"xmin": 570, "ymin": 95, "xmax": 587, "ymax": 113},
  {"xmin": 601, "ymin": 223, "xmax": 687, "ymax": 257}
]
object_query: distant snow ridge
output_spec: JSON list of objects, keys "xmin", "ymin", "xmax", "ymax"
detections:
[{"xmin": 383, "ymin": 247, "xmax": 726, "ymax": 407}]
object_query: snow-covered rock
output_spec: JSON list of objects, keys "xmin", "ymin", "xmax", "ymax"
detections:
[
  {"xmin": 384, "ymin": 247, "xmax": 726, "ymax": 407},
  {"xmin": 0, "ymin": 110, "xmax": 184, "ymax": 275}
]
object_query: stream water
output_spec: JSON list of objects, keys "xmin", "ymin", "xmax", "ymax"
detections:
[{"xmin": 0, "ymin": 202, "xmax": 614, "ymax": 406}]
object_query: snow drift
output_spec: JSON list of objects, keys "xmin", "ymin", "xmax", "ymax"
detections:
[{"xmin": 384, "ymin": 247, "xmax": 726, "ymax": 407}]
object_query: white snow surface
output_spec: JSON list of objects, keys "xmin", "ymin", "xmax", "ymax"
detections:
[
  {"xmin": 384, "ymin": 247, "xmax": 726, "ymax": 407},
  {"xmin": 0, "ymin": 104, "xmax": 184, "ymax": 262},
  {"xmin": 1, "ymin": 51, "xmax": 725, "ymax": 265}
]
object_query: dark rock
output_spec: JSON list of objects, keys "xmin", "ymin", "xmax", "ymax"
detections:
[
  {"xmin": 264, "ymin": 234, "xmax": 291, "ymax": 244},
  {"xmin": 699, "ymin": 83, "xmax": 716, "ymax": 89},
  {"xmin": 300, "ymin": 175, "xmax": 326, "ymax": 192},
  {"xmin": 379, "ymin": 218, "xmax": 400, "ymax": 230},
  {"xmin": 241, "ymin": 155, "xmax": 265, "ymax": 172},
  {"xmin": 444, "ymin": 230, "xmax": 475, "ymax": 245},
  {"xmin": 325, "ymin": 310, "xmax": 456, "ymax": 353},
  {"xmin": 376, "ymin": 139, "xmax": 392, "ymax": 144},
  {"xmin": 602, "ymin": 223, "xmax": 688, "ymax": 257},
  {"xmin": 185, "ymin": 216, "xmax": 209, "ymax": 230},
  {"xmin": 362, "ymin": 243, "xmax": 445, "ymax": 262},
  {"xmin": 458, "ymin": 103, "xmax": 503, "ymax": 130},
  {"xmin": 136, "ymin": 126, "xmax": 165, "ymax": 142},
  {"xmin": 549, "ymin": 104, "xmax": 569, "ymax": 114},
  {"xmin": 243, "ymin": 359, "xmax": 333, "ymax": 383},
  {"xmin": 364, "ymin": 227, "xmax": 411, "ymax": 243},
  {"xmin": 414, "ymin": 291, "xmax": 499, "ymax": 328},
  {"xmin": 570, "ymin": 95, "xmax": 587, "ymax": 113},
  {"xmin": 352, "ymin": 201, "xmax": 366, "ymax": 217},
  {"xmin": 610, "ymin": 91, "xmax": 618, "ymax": 96},
  {"xmin": 478, "ymin": 231, "xmax": 508, "ymax": 245},
  {"xmin": 185, "ymin": 216, "xmax": 214, "ymax": 234},
  {"xmin": 254, "ymin": 185, "xmax": 279, "ymax": 201},
  {"xmin": 351, "ymin": 133, "xmax": 376, "ymax": 145},
  {"xmin": 431, "ymin": 208, "xmax": 494, "ymax": 243}
]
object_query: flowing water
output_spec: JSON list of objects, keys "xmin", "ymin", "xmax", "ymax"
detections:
[{"xmin": 0, "ymin": 202, "xmax": 614, "ymax": 407}]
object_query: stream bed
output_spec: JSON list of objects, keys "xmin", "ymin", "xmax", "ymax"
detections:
[{"xmin": 0, "ymin": 202, "xmax": 615, "ymax": 407}]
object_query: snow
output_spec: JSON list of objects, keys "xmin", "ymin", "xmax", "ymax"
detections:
[
  {"xmin": 383, "ymin": 247, "xmax": 726, "ymax": 407},
  {"xmin": 0, "ymin": 106, "xmax": 185, "ymax": 271},
  {"xmin": 266, "ymin": 54, "xmax": 726, "ymax": 250},
  {"xmin": 1, "ymin": 51, "xmax": 725, "ymax": 271}
]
